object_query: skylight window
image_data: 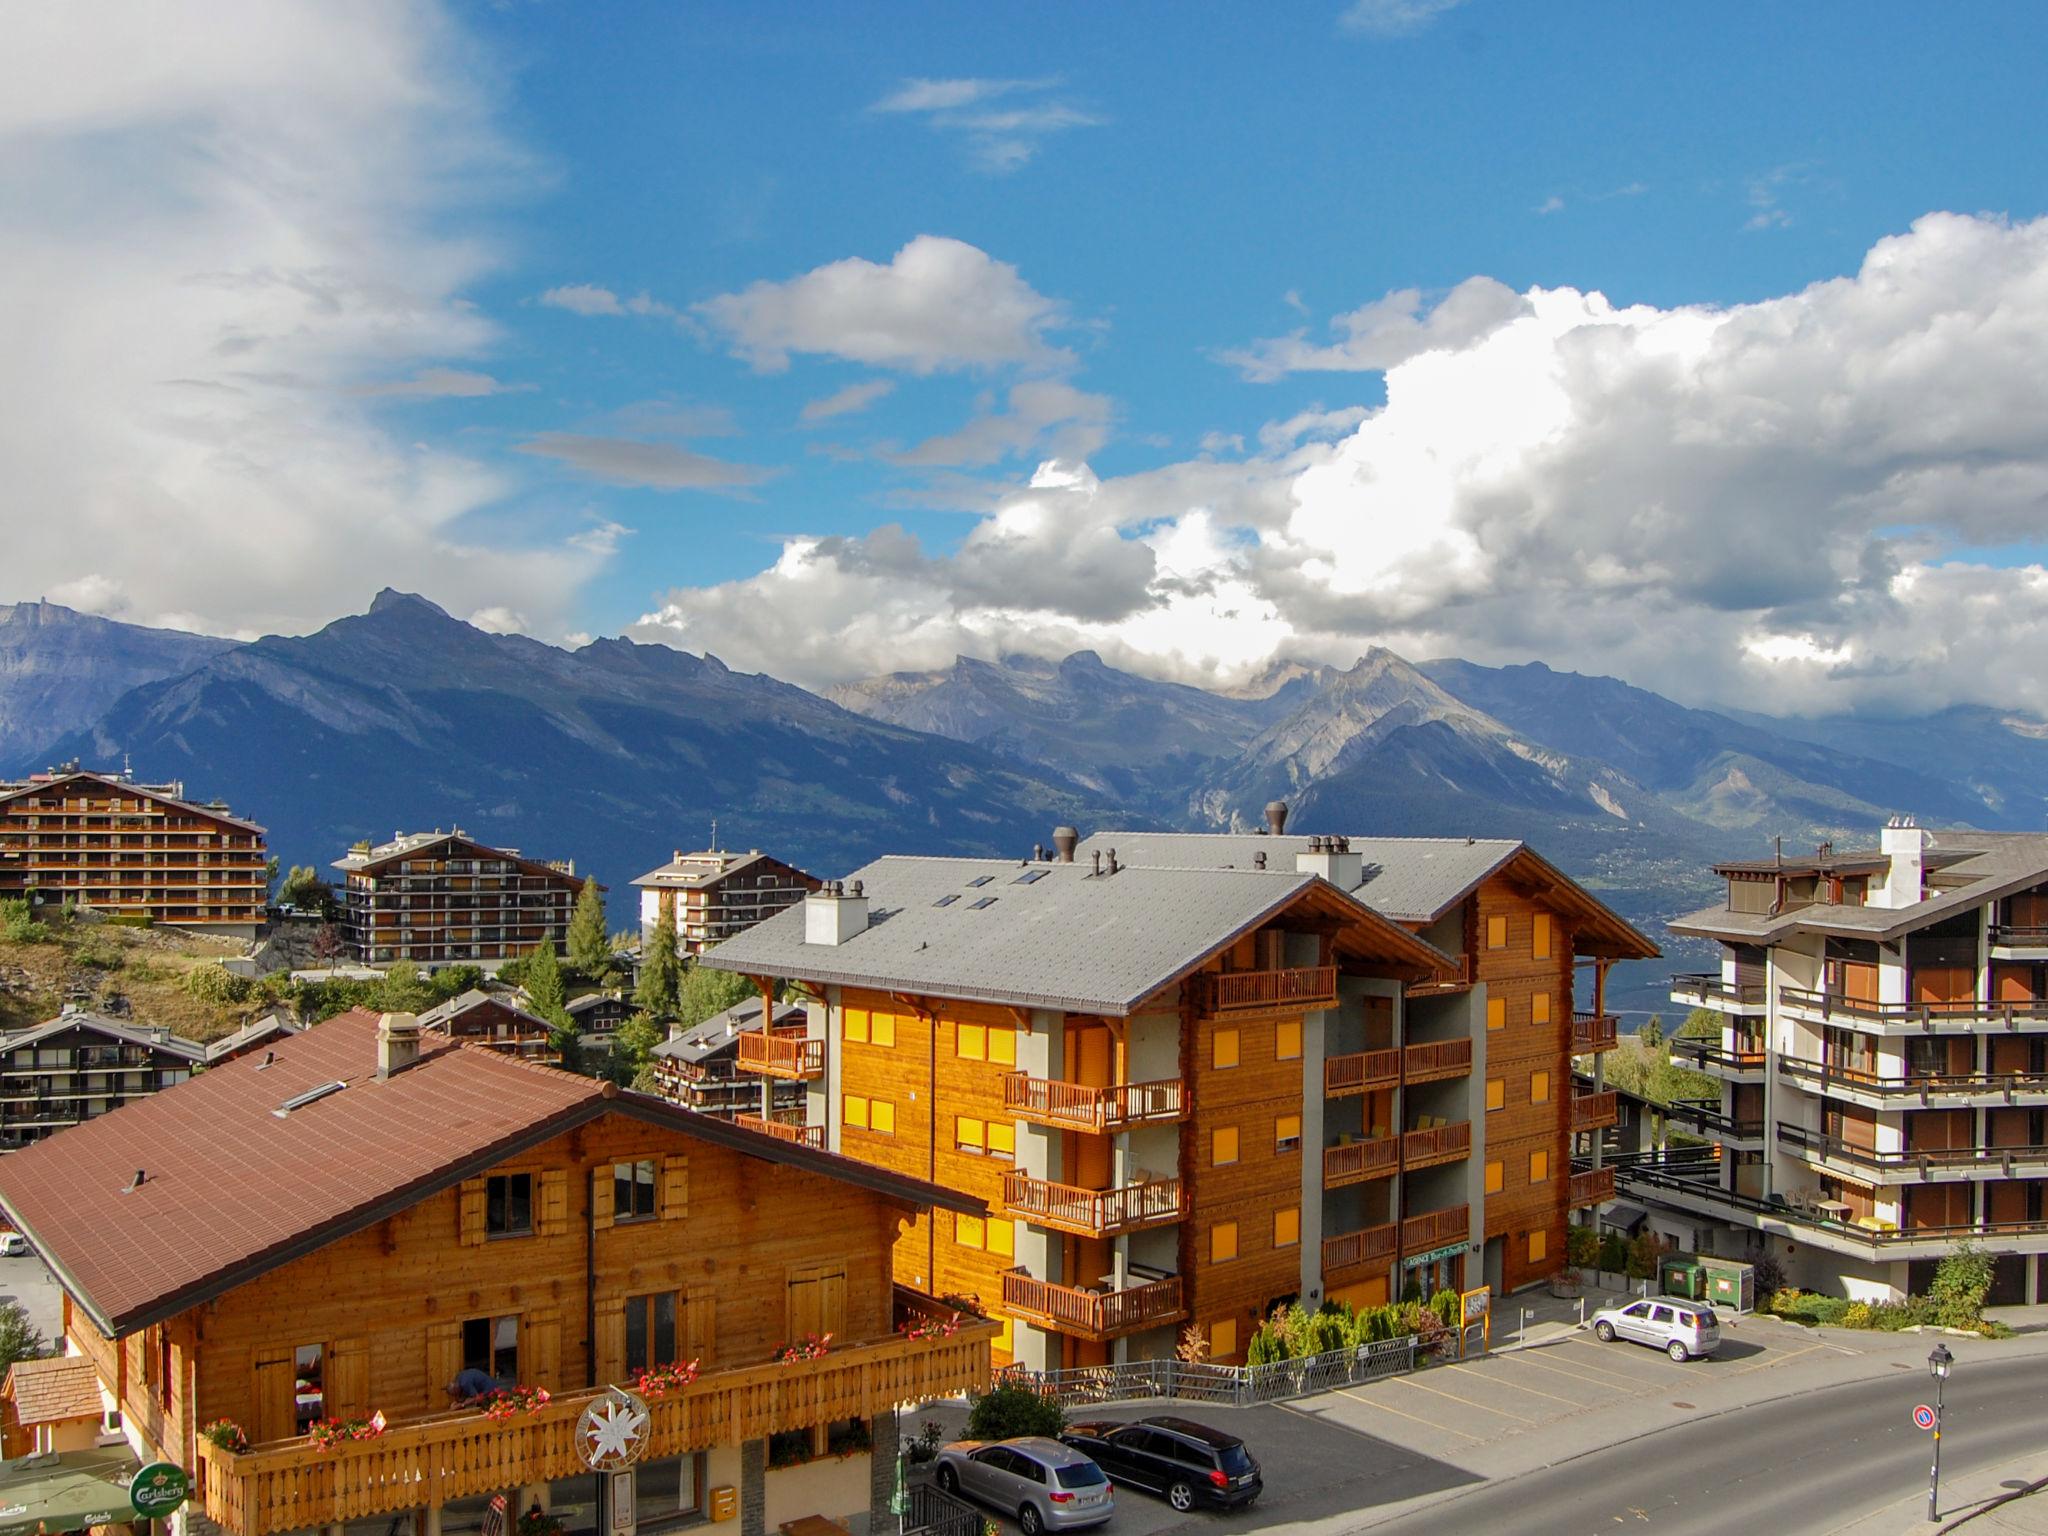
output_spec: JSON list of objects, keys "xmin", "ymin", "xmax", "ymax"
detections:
[
  {"xmin": 932, "ymin": 894, "xmax": 960, "ymax": 907},
  {"xmin": 966, "ymin": 875, "xmax": 994, "ymax": 888},
  {"xmin": 1013, "ymin": 869, "xmax": 1050, "ymax": 885},
  {"xmin": 968, "ymin": 897, "xmax": 998, "ymax": 910}
]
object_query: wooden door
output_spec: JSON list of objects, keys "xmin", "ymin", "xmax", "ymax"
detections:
[
  {"xmin": 1905, "ymin": 1183, "xmax": 1970, "ymax": 1229},
  {"xmin": 1991, "ymin": 1036, "xmax": 2033, "ymax": 1074},
  {"xmin": 1987, "ymin": 1108, "xmax": 2034, "ymax": 1149},
  {"xmin": 326, "ymin": 1338, "xmax": 369, "ymax": 1422},
  {"xmin": 1986, "ymin": 1180, "xmax": 2029, "ymax": 1225},
  {"xmin": 1838, "ymin": 962, "xmax": 1878, "ymax": 1003},
  {"xmin": 1906, "ymin": 1109, "xmax": 1969, "ymax": 1150},
  {"xmin": 252, "ymin": 1352, "xmax": 296, "ymax": 1444},
  {"xmin": 1071, "ymin": 1026, "xmax": 1111, "ymax": 1089},
  {"xmin": 1992, "ymin": 965, "xmax": 2040, "ymax": 1002},
  {"xmin": 1913, "ymin": 967, "xmax": 1974, "ymax": 1003}
]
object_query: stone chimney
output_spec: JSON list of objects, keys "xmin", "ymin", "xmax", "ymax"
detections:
[
  {"xmin": 377, "ymin": 1011, "xmax": 421, "ymax": 1079},
  {"xmin": 1871, "ymin": 816, "xmax": 1930, "ymax": 910},
  {"xmin": 805, "ymin": 880, "xmax": 869, "ymax": 945},
  {"xmin": 1296, "ymin": 833, "xmax": 1363, "ymax": 891},
  {"xmin": 1051, "ymin": 826, "xmax": 1079, "ymax": 863}
]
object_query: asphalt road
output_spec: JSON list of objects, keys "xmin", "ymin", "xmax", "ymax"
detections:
[{"xmin": 1356, "ymin": 1353, "xmax": 2046, "ymax": 1535}]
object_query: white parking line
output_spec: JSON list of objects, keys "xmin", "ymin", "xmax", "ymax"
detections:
[
  {"xmin": 1502, "ymin": 1345, "xmax": 1666, "ymax": 1390},
  {"xmin": 1386, "ymin": 1373, "xmax": 1539, "ymax": 1424},
  {"xmin": 1445, "ymin": 1361, "xmax": 1586, "ymax": 1407},
  {"xmin": 1322, "ymin": 1387, "xmax": 1489, "ymax": 1442}
]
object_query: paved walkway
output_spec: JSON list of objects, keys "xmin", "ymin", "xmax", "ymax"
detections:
[{"xmin": 1833, "ymin": 1455, "xmax": 2048, "ymax": 1534}]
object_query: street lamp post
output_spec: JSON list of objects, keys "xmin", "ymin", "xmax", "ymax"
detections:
[{"xmin": 1927, "ymin": 1342, "xmax": 1953, "ymax": 1523}]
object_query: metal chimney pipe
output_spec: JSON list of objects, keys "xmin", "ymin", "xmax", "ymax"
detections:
[
  {"xmin": 1264, "ymin": 800, "xmax": 1290, "ymax": 836},
  {"xmin": 1052, "ymin": 826, "xmax": 1079, "ymax": 863}
]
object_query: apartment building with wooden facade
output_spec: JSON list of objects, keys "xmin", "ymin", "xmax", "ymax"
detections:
[
  {"xmin": 649, "ymin": 998, "xmax": 810, "ymax": 1125},
  {"xmin": 1648, "ymin": 819, "xmax": 2048, "ymax": 1305},
  {"xmin": 633, "ymin": 851, "xmax": 820, "ymax": 958},
  {"xmin": 334, "ymin": 830, "xmax": 588, "ymax": 966},
  {"xmin": 703, "ymin": 849, "xmax": 1491, "ymax": 1372},
  {"xmin": 0, "ymin": 1007, "xmax": 203, "ymax": 1149},
  {"xmin": 1072, "ymin": 825, "xmax": 1653, "ymax": 1303},
  {"xmin": 0, "ymin": 1010, "xmax": 994, "ymax": 1536},
  {"xmin": 0, "ymin": 769, "xmax": 268, "ymax": 937}
]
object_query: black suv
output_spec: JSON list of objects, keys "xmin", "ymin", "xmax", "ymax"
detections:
[{"xmin": 1058, "ymin": 1416, "xmax": 1262, "ymax": 1513}]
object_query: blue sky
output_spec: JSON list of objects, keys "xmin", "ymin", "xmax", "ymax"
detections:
[{"xmin": 8, "ymin": 1, "xmax": 2048, "ymax": 712}]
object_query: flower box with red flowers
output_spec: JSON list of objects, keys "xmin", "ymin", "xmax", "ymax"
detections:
[
  {"xmin": 478, "ymin": 1385, "xmax": 553, "ymax": 1423},
  {"xmin": 307, "ymin": 1412, "xmax": 386, "ymax": 1452},
  {"xmin": 898, "ymin": 1313, "xmax": 963, "ymax": 1342},
  {"xmin": 771, "ymin": 1332, "xmax": 832, "ymax": 1364},
  {"xmin": 631, "ymin": 1359, "xmax": 701, "ymax": 1398}
]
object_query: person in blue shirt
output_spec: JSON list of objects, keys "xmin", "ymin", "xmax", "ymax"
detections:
[{"xmin": 446, "ymin": 1367, "xmax": 500, "ymax": 1404}]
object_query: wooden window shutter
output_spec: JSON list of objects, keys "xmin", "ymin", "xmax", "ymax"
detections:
[
  {"xmin": 818, "ymin": 1271, "xmax": 846, "ymax": 1338},
  {"xmin": 683, "ymin": 1288, "xmax": 716, "ymax": 1368},
  {"xmin": 659, "ymin": 1155, "xmax": 689, "ymax": 1221},
  {"xmin": 785, "ymin": 1271, "xmax": 821, "ymax": 1342},
  {"xmin": 252, "ymin": 1352, "xmax": 296, "ymax": 1444},
  {"xmin": 525, "ymin": 1310, "xmax": 562, "ymax": 1390},
  {"xmin": 594, "ymin": 1298, "xmax": 627, "ymax": 1384},
  {"xmin": 538, "ymin": 1169, "xmax": 569, "ymax": 1237},
  {"xmin": 458, "ymin": 1177, "xmax": 487, "ymax": 1247},
  {"xmin": 327, "ymin": 1337, "xmax": 370, "ymax": 1422},
  {"xmin": 424, "ymin": 1319, "xmax": 464, "ymax": 1404},
  {"xmin": 590, "ymin": 1166, "xmax": 615, "ymax": 1231}
]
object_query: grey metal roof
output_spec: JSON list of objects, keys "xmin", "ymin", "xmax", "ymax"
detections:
[
  {"xmin": 1669, "ymin": 830, "xmax": 2048, "ymax": 946},
  {"xmin": 0, "ymin": 1006, "xmax": 205, "ymax": 1062},
  {"xmin": 202, "ymin": 1010, "xmax": 302, "ymax": 1063},
  {"xmin": 700, "ymin": 854, "xmax": 1453, "ymax": 1016},
  {"xmin": 632, "ymin": 850, "xmax": 774, "ymax": 890},
  {"xmin": 1071, "ymin": 831, "xmax": 1522, "ymax": 923},
  {"xmin": 651, "ymin": 997, "xmax": 804, "ymax": 1065}
]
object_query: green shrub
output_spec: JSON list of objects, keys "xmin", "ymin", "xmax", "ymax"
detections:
[
  {"xmin": 965, "ymin": 1383, "xmax": 1065, "ymax": 1439},
  {"xmin": 0, "ymin": 900, "xmax": 51, "ymax": 944},
  {"xmin": 106, "ymin": 914, "xmax": 153, "ymax": 929},
  {"xmin": 183, "ymin": 963, "xmax": 252, "ymax": 1005},
  {"xmin": 1566, "ymin": 1224, "xmax": 1600, "ymax": 1269},
  {"xmin": 1625, "ymin": 1231, "xmax": 1664, "ymax": 1281},
  {"xmin": 1928, "ymin": 1241, "xmax": 1994, "ymax": 1330},
  {"xmin": 72, "ymin": 934, "xmax": 123, "ymax": 971},
  {"xmin": 1429, "ymin": 1289, "xmax": 1460, "ymax": 1329},
  {"xmin": 1841, "ymin": 1301, "xmax": 1874, "ymax": 1330},
  {"xmin": 1598, "ymin": 1232, "xmax": 1629, "ymax": 1275}
]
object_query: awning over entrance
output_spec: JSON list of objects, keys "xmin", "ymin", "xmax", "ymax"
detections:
[{"xmin": 0, "ymin": 1447, "xmax": 144, "ymax": 1536}]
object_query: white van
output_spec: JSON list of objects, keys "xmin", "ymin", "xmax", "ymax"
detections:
[{"xmin": 0, "ymin": 1233, "xmax": 30, "ymax": 1257}]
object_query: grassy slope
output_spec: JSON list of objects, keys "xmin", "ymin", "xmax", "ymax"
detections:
[{"xmin": 0, "ymin": 919, "xmax": 254, "ymax": 1042}]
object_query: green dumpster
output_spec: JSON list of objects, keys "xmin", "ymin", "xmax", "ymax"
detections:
[
  {"xmin": 1698, "ymin": 1255, "xmax": 1756, "ymax": 1312},
  {"xmin": 1660, "ymin": 1257, "xmax": 1706, "ymax": 1300}
]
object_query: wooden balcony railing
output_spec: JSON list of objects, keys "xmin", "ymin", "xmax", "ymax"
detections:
[
  {"xmin": 1569, "ymin": 1164, "xmax": 1616, "ymax": 1207},
  {"xmin": 1001, "ymin": 1073, "xmax": 1186, "ymax": 1133},
  {"xmin": 1195, "ymin": 966, "xmax": 1338, "ymax": 1014},
  {"xmin": 1407, "ymin": 952, "xmax": 1473, "ymax": 997},
  {"xmin": 1321, "ymin": 1222, "xmax": 1397, "ymax": 1277},
  {"xmin": 735, "ymin": 1026, "xmax": 824, "ymax": 1080},
  {"xmin": 1400, "ymin": 1204, "xmax": 1469, "ymax": 1253},
  {"xmin": 1571, "ymin": 1012, "xmax": 1620, "ymax": 1052},
  {"xmin": 1403, "ymin": 1038, "xmax": 1473, "ymax": 1083},
  {"xmin": 192, "ymin": 1325, "xmax": 996, "ymax": 1536},
  {"xmin": 1325, "ymin": 1047, "xmax": 1398, "ymax": 1097},
  {"xmin": 1669, "ymin": 972, "xmax": 1767, "ymax": 1009},
  {"xmin": 735, "ymin": 1113, "xmax": 825, "ymax": 1149},
  {"xmin": 1570, "ymin": 1091, "xmax": 1619, "ymax": 1133},
  {"xmin": 1778, "ymin": 987, "xmax": 2048, "ymax": 1031},
  {"xmin": 1402, "ymin": 1120, "xmax": 1471, "ymax": 1169},
  {"xmin": 1001, "ymin": 1171, "xmax": 1185, "ymax": 1237},
  {"xmin": 1323, "ymin": 1136, "xmax": 1398, "ymax": 1189},
  {"xmin": 1000, "ymin": 1268, "xmax": 1186, "ymax": 1342},
  {"xmin": 1324, "ymin": 1038, "xmax": 1472, "ymax": 1097}
]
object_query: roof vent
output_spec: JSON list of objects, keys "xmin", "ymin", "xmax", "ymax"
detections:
[
  {"xmin": 273, "ymin": 1080, "xmax": 348, "ymax": 1118},
  {"xmin": 1051, "ymin": 826, "xmax": 1079, "ymax": 863},
  {"xmin": 1107, "ymin": 849, "xmax": 1120, "ymax": 875},
  {"xmin": 257, "ymin": 1050, "xmax": 275, "ymax": 1070},
  {"xmin": 123, "ymin": 1168, "xmax": 147, "ymax": 1193},
  {"xmin": 1091, "ymin": 851, "xmax": 1103, "ymax": 876},
  {"xmin": 1254, "ymin": 851, "xmax": 1267, "ymax": 870},
  {"xmin": 1264, "ymin": 800, "xmax": 1289, "ymax": 836}
]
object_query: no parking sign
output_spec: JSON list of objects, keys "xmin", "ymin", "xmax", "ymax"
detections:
[{"xmin": 1913, "ymin": 1403, "xmax": 1937, "ymax": 1430}]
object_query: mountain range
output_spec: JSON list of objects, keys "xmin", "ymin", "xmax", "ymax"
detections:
[{"xmin": 9, "ymin": 593, "xmax": 2048, "ymax": 1020}]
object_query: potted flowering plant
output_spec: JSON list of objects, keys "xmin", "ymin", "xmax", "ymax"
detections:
[
  {"xmin": 899, "ymin": 1312, "xmax": 962, "ymax": 1342},
  {"xmin": 478, "ymin": 1385, "xmax": 552, "ymax": 1423},
  {"xmin": 631, "ymin": 1359, "xmax": 701, "ymax": 1398},
  {"xmin": 201, "ymin": 1419, "xmax": 249, "ymax": 1454},
  {"xmin": 772, "ymin": 1332, "xmax": 832, "ymax": 1364},
  {"xmin": 307, "ymin": 1412, "xmax": 387, "ymax": 1451}
]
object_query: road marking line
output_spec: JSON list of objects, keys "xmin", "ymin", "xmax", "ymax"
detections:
[
  {"xmin": 1446, "ymin": 1362, "xmax": 1584, "ymax": 1406},
  {"xmin": 1331, "ymin": 1386, "xmax": 1487, "ymax": 1441},
  {"xmin": 1387, "ymin": 1373, "xmax": 1538, "ymax": 1423},
  {"xmin": 1505, "ymin": 1348, "xmax": 1658, "ymax": 1390},
  {"xmin": 1734, "ymin": 1340, "xmax": 1826, "ymax": 1373}
]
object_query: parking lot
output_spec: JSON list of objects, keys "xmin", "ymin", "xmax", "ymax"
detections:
[
  {"xmin": 1284, "ymin": 1313, "xmax": 1857, "ymax": 1460},
  {"xmin": 901, "ymin": 1315, "xmax": 1879, "ymax": 1536},
  {"xmin": 0, "ymin": 1250, "xmax": 64, "ymax": 1344}
]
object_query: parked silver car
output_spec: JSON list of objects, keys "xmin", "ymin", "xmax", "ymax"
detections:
[
  {"xmin": 934, "ymin": 1436, "xmax": 1115, "ymax": 1535},
  {"xmin": 1590, "ymin": 1296, "xmax": 1722, "ymax": 1361}
]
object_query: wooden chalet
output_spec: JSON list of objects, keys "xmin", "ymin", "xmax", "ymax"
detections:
[{"xmin": 0, "ymin": 1011, "xmax": 994, "ymax": 1536}]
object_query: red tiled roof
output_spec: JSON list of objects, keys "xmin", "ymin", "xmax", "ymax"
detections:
[
  {"xmin": 3, "ymin": 1356, "xmax": 101, "ymax": 1425},
  {"xmin": 0, "ymin": 1010, "xmax": 978, "ymax": 1337}
]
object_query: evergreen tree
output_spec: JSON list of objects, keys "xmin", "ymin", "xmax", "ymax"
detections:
[
  {"xmin": 678, "ymin": 958, "xmax": 754, "ymax": 1028},
  {"xmin": 524, "ymin": 937, "xmax": 567, "ymax": 1020},
  {"xmin": 566, "ymin": 879, "xmax": 611, "ymax": 978},
  {"xmin": 0, "ymin": 1302, "xmax": 46, "ymax": 1377},
  {"xmin": 635, "ymin": 908, "xmax": 682, "ymax": 1019}
]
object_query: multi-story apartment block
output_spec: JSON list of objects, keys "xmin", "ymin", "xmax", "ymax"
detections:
[
  {"xmin": 0, "ymin": 1007, "xmax": 203, "ymax": 1148},
  {"xmin": 334, "ymin": 829, "xmax": 588, "ymax": 965},
  {"xmin": 0, "ymin": 1009, "xmax": 993, "ymax": 1536},
  {"xmin": 418, "ymin": 987, "xmax": 558, "ymax": 1059},
  {"xmin": 649, "ymin": 998, "xmax": 810, "ymax": 1127},
  {"xmin": 633, "ymin": 850, "xmax": 820, "ymax": 956},
  {"xmin": 0, "ymin": 769, "xmax": 268, "ymax": 936},
  {"xmin": 1640, "ymin": 819, "xmax": 2048, "ymax": 1306}
]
